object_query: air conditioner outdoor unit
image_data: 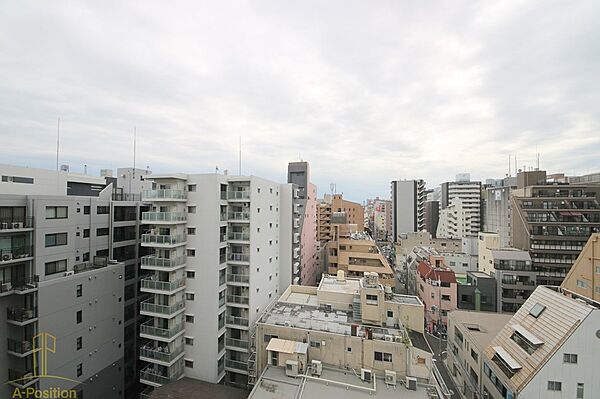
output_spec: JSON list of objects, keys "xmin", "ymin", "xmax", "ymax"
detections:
[
  {"xmin": 385, "ymin": 370, "xmax": 397, "ymax": 386},
  {"xmin": 285, "ymin": 360, "xmax": 299, "ymax": 377},
  {"xmin": 311, "ymin": 360, "xmax": 322, "ymax": 376},
  {"xmin": 64, "ymin": 271, "xmax": 75, "ymax": 276},
  {"xmin": 361, "ymin": 368, "xmax": 372, "ymax": 382},
  {"xmin": 2, "ymin": 252, "xmax": 12, "ymax": 261},
  {"xmin": 385, "ymin": 335, "xmax": 394, "ymax": 342},
  {"xmin": 394, "ymin": 336, "xmax": 404, "ymax": 343},
  {"xmin": 406, "ymin": 376, "xmax": 417, "ymax": 391},
  {"xmin": 12, "ymin": 222, "xmax": 23, "ymax": 229}
]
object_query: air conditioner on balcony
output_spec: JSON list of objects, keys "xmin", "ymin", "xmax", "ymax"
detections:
[
  {"xmin": 2, "ymin": 253, "xmax": 12, "ymax": 261},
  {"xmin": 385, "ymin": 335, "xmax": 394, "ymax": 342},
  {"xmin": 64, "ymin": 271, "xmax": 75, "ymax": 276},
  {"xmin": 12, "ymin": 222, "xmax": 23, "ymax": 229}
]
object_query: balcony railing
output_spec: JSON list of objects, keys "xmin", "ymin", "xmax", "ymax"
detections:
[
  {"xmin": 141, "ymin": 277, "xmax": 185, "ymax": 292},
  {"xmin": 0, "ymin": 276, "xmax": 38, "ymax": 294},
  {"xmin": 225, "ymin": 359, "xmax": 248, "ymax": 371},
  {"xmin": 7, "ymin": 338, "xmax": 33, "ymax": 354},
  {"xmin": 142, "ymin": 189, "xmax": 187, "ymax": 201},
  {"xmin": 0, "ymin": 217, "xmax": 33, "ymax": 230},
  {"xmin": 8, "ymin": 369, "xmax": 37, "ymax": 387},
  {"xmin": 227, "ymin": 191, "xmax": 250, "ymax": 200},
  {"xmin": 228, "ymin": 212, "xmax": 250, "ymax": 221},
  {"xmin": 142, "ymin": 234, "xmax": 186, "ymax": 246},
  {"xmin": 501, "ymin": 279, "xmax": 535, "ymax": 286},
  {"xmin": 140, "ymin": 345, "xmax": 184, "ymax": 363},
  {"xmin": 141, "ymin": 299, "xmax": 185, "ymax": 316},
  {"xmin": 227, "ymin": 274, "xmax": 249, "ymax": 283},
  {"xmin": 228, "ymin": 232, "xmax": 250, "ymax": 241},
  {"xmin": 226, "ymin": 315, "xmax": 249, "ymax": 326},
  {"xmin": 141, "ymin": 255, "xmax": 186, "ymax": 269},
  {"xmin": 7, "ymin": 307, "xmax": 37, "ymax": 323},
  {"xmin": 142, "ymin": 212, "xmax": 186, "ymax": 223},
  {"xmin": 140, "ymin": 320, "xmax": 184, "ymax": 339},
  {"xmin": 227, "ymin": 294, "xmax": 249, "ymax": 305},
  {"xmin": 229, "ymin": 253, "xmax": 250, "ymax": 262},
  {"xmin": 226, "ymin": 338, "xmax": 249, "ymax": 349},
  {"xmin": 140, "ymin": 387, "xmax": 154, "ymax": 399},
  {"xmin": 140, "ymin": 364, "xmax": 184, "ymax": 385},
  {"xmin": 0, "ymin": 246, "xmax": 33, "ymax": 262}
]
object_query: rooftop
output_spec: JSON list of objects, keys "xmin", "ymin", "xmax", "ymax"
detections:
[
  {"xmin": 249, "ymin": 365, "xmax": 443, "ymax": 399},
  {"xmin": 318, "ymin": 275, "xmax": 361, "ymax": 294},
  {"xmin": 450, "ymin": 310, "xmax": 512, "ymax": 351},
  {"xmin": 490, "ymin": 249, "xmax": 531, "ymax": 261},
  {"xmin": 149, "ymin": 377, "xmax": 246, "ymax": 399}
]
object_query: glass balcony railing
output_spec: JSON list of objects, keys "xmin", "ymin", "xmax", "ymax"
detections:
[
  {"xmin": 227, "ymin": 274, "xmax": 249, "ymax": 283},
  {"xmin": 140, "ymin": 299, "xmax": 185, "ymax": 315},
  {"xmin": 225, "ymin": 359, "xmax": 248, "ymax": 371},
  {"xmin": 142, "ymin": 189, "xmax": 187, "ymax": 201},
  {"xmin": 140, "ymin": 364, "xmax": 184, "ymax": 385},
  {"xmin": 228, "ymin": 232, "xmax": 250, "ymax": 241},
  {"xmin": 227, "ymin": 191, "xmax": 250, "ymax": 200},
  {"xmin": 229, "ymin": 253, "xmax": 250, "ymax": 262},
  {"xmin": 0, "ymin": 246, "xmax": 33, "ymax": 262},
  {"xmin": 7, "ymin": 338, "xmax": 33, "ymax": 354},
  {"xmin": 8, "ymin": 369, "xmax": 37, "ymax": 387},
  {"xmin": 141, "ymin": 277, "xmax": 185, "ymax": 292},
  {"xmin": 226, "ymin": 338, "xmax": 249, "ymax": 349},
  {"xmin": 140, "ymin": 345, "xmax": 184, "ymax": 363},
  {"xmin": 140, "ymin": 387, "xmax": 153, "ymax": 399},
  {"xmin": 142, "ymin": 234, "xmax": 186, "ymax": 245},
  {"xmin": 141, "ymin": 255, "xmax": 186, "ymax": 269},
  {"xmin": 142, "ymin": 212, "xmax": 186, "ymax": 223},
  {"xmin": 140, "ymin": 320, "xmax": 184, "ymax": 339},
  {"xmin": 227, "ymin": 294, "xmax": 249, "ymax": 305},
  {"xmin": 0, "ymin": 217, "xmax": 33, "ymax": 230},
  {"xmin": 7, "ymin": 307, "xmax": 37, "ymax": 323},
  {"xmin": 226, "ymin": 315, "xmax": 249, "ymax": 326},
  {"xmin": 228, "ymin": 212, "xmax": 250, "ymax": 221},
  {"xmin": 0, "ymin": 276, "xmax": 38, "ymax": 294}
]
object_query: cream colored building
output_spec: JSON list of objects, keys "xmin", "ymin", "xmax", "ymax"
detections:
[
  {"xmin": 560, "ymin": 233, "xmax": 600, "ymax": 301},
  {"xmin": 318, "ymin": 195, "xmax": 364, "ymax": 243},
  {"xmin": 251, "ymin": 272, "xmax": 433, "ymax": 388}
]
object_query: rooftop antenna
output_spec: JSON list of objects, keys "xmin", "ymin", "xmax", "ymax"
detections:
[
  {"xmin": 508, "ymin": 154, "xmax": 511, "ymax": 177},
  {"xmin": 536, "ymin": 146, "xmax": 540, "ymax": 170},
  {"xmin": 514, "ymin": 155, "xmax": 517, "ymax": 176},
  {"xmin": 129, "ymin": 127, "xmax": 136, "ymax": 195},
  {"xmin": 56, "ymin": 117, "xmax": 60, "ymax": 171},
  {"xmin": 238, "ymin": 136, "xmax": 242, "ymax": 176},
  {"xmin": 329, "ymin": 183, "xmax": 334, "ymax": 196}
]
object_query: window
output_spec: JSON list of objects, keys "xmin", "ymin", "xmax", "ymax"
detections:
[
  {"xmin": 96, "ymin": 227, "xmax": 109, "ymax": 236},
  {"xmin": 188, "ymin": 206, "xmax": 196, "ymax": 213},
  {"xmin": 46, "ymin": 206, "xmax": 68, "ymax": 219},
  {"xmin": 76, "ymin": 310, "xmax": 82, "ymax": 324},
  {"xmin": 510, "ymin": 331, "xmax": 541, "ymax": 355},
  {"xmin": 185, "ymin": 337, "xmax": 194, "ymax": 346},
  {"xmin": 83, "ymin": 252, "xmax": 90, "ymax": 261},
  {"xmin": 84, "ymin": 206, "xmax": 90, "ymax": 215},
  {"xmin": 187, "ymin": 227, "xmax": 196, "ymax": 235},
  {"xmin": 310, "ymin": 341, "xmax": 321, "ymax": 348},
  {"xmin": 347, "ymin": 347, "xmax": 352, "ymax": 352},
  {"xmin": 77, "ymin": 363, "xmax": 83, "ymax": 377},
  {"xmin": 186, "ymin": 271, "xmax": 196, "ymax": 279},
  {"xmin": 576, "ymin": 280, "xmax": 588, "ymax": 288},
  {"xmin": 76, "ymin": 284, "xmax": 82, "ymax": 297},
  {"xmin": 45, "ymin": 232, "xmax": 68, "ymax": 247},
  {"xmin": 442, "ymin": 294, "xmax": 451, "ymax": 301},
  {"xmin": 188, "ymin": 184, "xmax": 196, "ymax": 192},
  {"xmin": 184, "ymin": 359, "xmax": 194, "ymax": 368},
  {"xmin": 366, "ymin": 294, "xmax": 378, "ymax": 305},
  {"xmin": 547, "ymin": 381, "xmax": 562, "ymax": 391},
  {"xmin": 387, "ymin": 310, "xmax": 394, "ymax": 318},
  {"xmin": 96, "ymin": 206, "xmax": 109, "ymax": 214},
  {"xmin": 187, "ymin": 249, "xmax": 196, "ymax": 257},
  {"xmin": 186, "ymin": 293, "xmax": 195, "ymax": 301},
  {"xmin": 185, "ymin": 315, "xmax": 194, "ymax": 323},
  {"xmin": 577, "ymin": 383, "xmax": 584, "ymax": 398},
  {"xmin": 529, "ymin": 303, "xmax": 546, "ymax": 318},
  {"xmin": 563, "ymin": 353, "xmax": 578, "ymax": 364},
  {"xmin": 45, "ymin": 259, "xmax": 67, "ymax": 275},
  {"xmin": 76, "ymin": 337, "xmax": 82, "ymax": 350},
  {"xmin": 83, "ymin": 229, "xmax": 90, "ymax": 238},
  {"xmin": 471, "ymin": 348, "xmax": 478, "ymax": 362},
  {"xmin": 374, "ymin": 351, "xmax": 392, "ymax": 362}
]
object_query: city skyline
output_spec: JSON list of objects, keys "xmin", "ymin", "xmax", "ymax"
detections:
[{"xmin": 2, "ymin": 1, "xmax": 600, "ymax": 201}]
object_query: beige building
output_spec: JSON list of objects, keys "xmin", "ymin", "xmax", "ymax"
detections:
[
  {"xmin": 317, "ymin": 201, "xmax": 333, "ymax": 242},
  {"xmin": 560, "ymin": 233, "xmax": 600, "ymax": 301},
  {"xmin": 318, "ymin": 194, "xmax": 365, "ymax": 243},
  {"xmin": 446, "ymin": 311, "xmax": 512, "ymax": 399},
  {"xmin": 396, "ymin": 232, "xmax": 462, "ymax": 260}
]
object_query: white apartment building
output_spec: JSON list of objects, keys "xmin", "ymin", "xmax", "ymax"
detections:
[
  {"xmin": 139, "ymin": 173, "xmax": 293, "ymax": 395},
  {"xmin": 391, "ymin": 179, "xmax": 426, "ymax": 241},
  {"xmin": 439, "ymin": 175, "xmax": 481, "ymax": 238}
]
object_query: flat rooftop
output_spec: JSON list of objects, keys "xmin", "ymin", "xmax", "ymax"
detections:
[
  {"xmin": 319, "ymin": 275, "xmax": 362, "ymax": 294},
  {"xmin": 249, "ymin": 365, "xmax": 442, "ymax": 399},
  {"xmin": 450, "ymin": 310, "xmax": 513, "ymax": 350},
  {"xmin": 149, "ymin": 377, "xmax": 246, "ymax": 399}
]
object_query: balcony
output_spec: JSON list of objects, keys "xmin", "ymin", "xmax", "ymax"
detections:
[
  {"xmin": 227, "ymin": 294, "xmax": 249, "ymax": 305},
  {"xmin": 225, "ymin": 359, "xmax": 248, "ymax": 374},
  {"xmin": 7, "ymin": 307, "xmax": 38, "ymax": 325},
  {"xmin": 0, "ymin": 217, "xmax": 33, "ymax": 232},
  {"xmin": 140, "ymin": 320, "xmax": 184, "ymax": 341},
  {"xmin": 227, "ymin": 274, "xmax": 249, "ymax": 284},
  {"xmin": 140, "ymin": 387, "xmax": 154, "ymax": 399},
  {"xmin": 226, "ymin": 315, "xmax": 249, "ymax": 327},
  {"xmin": 140, "ymin": 299, "xmax": 185, "ymax": 317},
  {"xmin": 140, "ymin": 345, "xmax": 184, "ymax": 365},
  {"xmin": 228, "ymin": 232, "xmax": 250, "ymax": 241},
  {"xmin": 141, "ymin": 234, "xmax": 186, "ymax": 247},
  {"xmin": 229, "ymin": 253, "xmax": 250, "ymax": 263},
  {"xmin": 228, "ymin": 212, "xmax": 250, "ymax": 221},
  {"xmin": 141, "ymin": 277, "xmax": 185, "ymax": 294},
  {"xmin": 0, "ymin": 276, "xmax": 38, "ymax": 297},
  {"xmin": 7, "ymin": 338, "xmax": 33, "ymax": 357},
  {"xmin": 7, "ymin": 369, "xmax": 38, "ymax": 389},
  {"xmin": 140, "ymin": 364, "xmax": 184, "ymax": 387},
  {"xmin": 141, "ymin": 255, "xmax": 186, "ymax": 271},
  {"xmin": 0, "ymin": 246, "xmax": 33, "ymax": 264},
  {"xmin": 142, "ymin": 189, "xmax": 187, "ymax": 201},
  {"xmin": 226, "ymin": 337, "xmax": 249, "ymax": 350},
  {"xmin": 142, "ymin": 211, "xmax": 186, "ymax": 224},
  {"xmin": 227, "ymin": 191, "xmax": 250, "ymax": 200}
]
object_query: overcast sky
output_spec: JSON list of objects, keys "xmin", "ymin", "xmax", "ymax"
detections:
[{"xmin": 1, "ymin": 1, "xmax": 599, "ymax": 202}]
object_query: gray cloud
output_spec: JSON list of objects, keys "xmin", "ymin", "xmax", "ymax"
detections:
[{"xmin": 1, "ymin": 0, "xmax": 599, "ymax": 202}]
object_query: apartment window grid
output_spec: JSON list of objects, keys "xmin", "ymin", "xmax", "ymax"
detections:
[
  {"xmin": 45, "ymin": 232, "xmax": 68, "ymax": 247},
  {"xmin": 46, "ymin": 206, "xmax": 68, "ymax": 219},
  {"xmin": 563, "ymin": 353, "xmax": 578, "ymax": 364},
  {"xmin": 547, "ymin": 381, "xmax": 562, "ymax": 391}
]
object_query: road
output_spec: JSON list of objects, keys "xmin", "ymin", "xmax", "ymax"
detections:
[{"xmin": 425, "ymin": 332, "xmax": 460, "ymax": 399}]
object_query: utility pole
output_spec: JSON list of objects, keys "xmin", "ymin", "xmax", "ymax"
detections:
[{"xmin": 438, "ymin": 277, "xmax": 442, "ymax": 357}]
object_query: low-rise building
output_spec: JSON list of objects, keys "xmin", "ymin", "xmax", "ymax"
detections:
[
  {"xmin": 415, "ymin": 261, "xmax": 458, "ymax": 334},
  {"xmin": 457, "ymin": 271, "xmax": 497, "ymax": 312}
]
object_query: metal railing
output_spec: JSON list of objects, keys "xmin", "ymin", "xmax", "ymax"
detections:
[
  {"xmin": 226, "ymin": 315, "xmax": 249, "ymax": 326},
  {"xmin": 0, "ymin": 276, "xmax": 38, "ymax": 294},
  {"xmin": 227, "ymin": 294, "xmax": 249, "ymax": 305},
  {"xmin": 142, "ymin": 234, "xmax": 186, "ymax": 245},
  {"xmin": 142, "ymin": 211, "xmax": 186, "ymax": 222},
  {"xmin": 142, "ymin": 189, "xmax": 187, "ymax": 201},
  {"xmin": 228, "ymin": 232, "xmax": 250, "ymax": 241},
  {"xmin": 227, "ymin": 274, "xmax": 249, "ymax": 283},
  {"xmin": 229, "ymin": 253, "xmax": 250, "ymax": 262},
  {"xmin": 228, "ymin": 212, "xmax": 250, "ymax": 221},
  {"xmin": 0, "ymin": 246, "xmax": 33, "ymax": 262},
  {"xmin": 140, "ymin": 387, "xmax": 153, "ymax": 399},
  {"xmin": 7, "ymin": 307, "xmax": 37, "ymax": 322},
  {"xmin": 140, "ymin": 320, "xmax": 184, "ymax": 339},
  {"xmin": 0, "ymin": 217, "xmax": 33, "ymax": 230},
  {"xmin": 140, "ymin": 364, "xmax": 184, "ymax": 385},
  {"xmin": 226, "ymin": 338, "xmax": 249, "ymax": 349},
  {"xmin": 141, "ymin": 255, "xmax": 186, "ymax": 269},
  {"xmin": 225, "ymin": 359, "xmax": 248, "ymax": 371},
  {"xmin": 140, "ymin": 345, "xmax": 184, "ymax": 363},
  {"xmin": 141, "ymin": 277, "xmax": 185, "ymax": 292},
  {"xmin": 141, "ymin": 299, "xmax": 185, "ymax": 315},
  {"xmin": 8, "ymin": 369, "xmax": 37, "ymax": 386},
  {"xmin": 7, "ymin": 338, "xmax": 33, "ymax": 354},
  {"xmin": 227, "ymin": 191, "xmax": 250, "ymax": 200}
]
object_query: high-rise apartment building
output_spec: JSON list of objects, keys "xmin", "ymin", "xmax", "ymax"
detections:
[
  {"xmin": 510, "ymin": 170, "xmax": 600, "ymax": 286},
  {"xmin": 423, "ymin": 200, "xmax": 439, "ymax": 238},
  {"xmin": 482, "ymin": 177, "xmax": 517, "ymax": 248},
  {"xmin": 390, "ymin": 179, "xmax": 426, "ymax": 241},
  {"xmin": 287, "ymin": 162, "xmax": 319, "ymax": 286},
  {"xmin": 438, "ymin": 174, "xmax": 481, "ymax": 239},
  {"xmin": 138, "ymin": 173, "xmax": 293, "ymax": 394},
  {"xmin": 317, "ymin": 194, "xmax": 364, "ymax": 242}
]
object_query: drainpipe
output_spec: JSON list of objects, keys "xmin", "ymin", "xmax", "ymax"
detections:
[{"xmin": 474, "ymin": 288, "xmax": 481, "ymax": 311}]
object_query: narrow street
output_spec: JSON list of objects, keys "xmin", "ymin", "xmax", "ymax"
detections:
[{"xmin": 425, "ymin": 332, "xmax": 459, "ymax": 399}]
